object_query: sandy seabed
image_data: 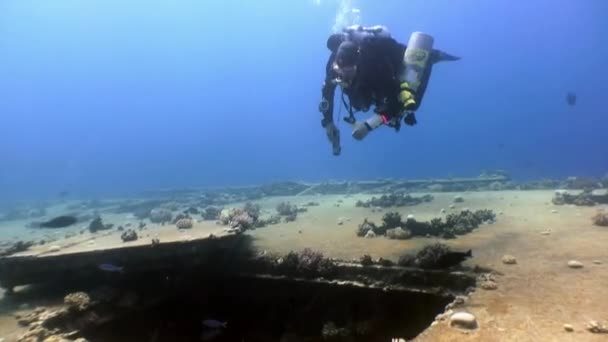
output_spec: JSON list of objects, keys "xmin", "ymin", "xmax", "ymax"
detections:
[{"xmin": 0, "ymin": 190, "xmax": 607, "ymax": 341}]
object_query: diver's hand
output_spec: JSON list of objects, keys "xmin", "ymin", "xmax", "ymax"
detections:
[
  {"xmin": 325, "ymin": 122, "xmax": 341, "ymax": 156},
  {"xmin": 352, "ymin": 122, "xmax": 371, "ymax": 141},
  {"xmin": 403, "ymin": 111, "xmax": 417, "ymax": 126}
]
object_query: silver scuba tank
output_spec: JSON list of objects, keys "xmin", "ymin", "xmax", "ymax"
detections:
[
  {"xmin": 343, "ymin": 25, "xmax": 391, "ymax": 44},
  {"xmin": 400, "ymin": 32, "xmax": 434, "ymax": 93}
]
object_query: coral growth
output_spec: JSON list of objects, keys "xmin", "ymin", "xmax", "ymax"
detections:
[
  {"xmin": 381, "ymin": 212, "xmax": 402, "ymax": 230},
  {"xmin": 88, "ymin": 216, "xmax": 113, "ymax": 233},
  {"xmin": 397, "ymin": 243, "xmax": 472, "ymax": 269},
  {"xmin": 386, "ymin": 227, "xmax": 411, "ymax": 240},
  {"xmin": 356, "ymin": 219, "xmax": 377, "ymax": 237},
  {"xmin": 230, "ymin": 211, "xmax": 254, "ymax": 230},
  {"xmin": 275, "ymin": 248, "xmax": 336, "ymax": 278},
  {"xmin": 202, "ymin": 206, "xmax": 222, "ymax": 220},
  {"xmin": 552, "ymin": 190, "xmax": 595, "ymax": 206},
  {"xmin": 120, "ymin": 229, "xmax": 138, "ymax": 242},
  {"xmin": 0, "ymin": 240, "xmax": 34, "ymax": 257},
  {"xmin": 149, "ymin": 208, "xmax": 172, "ymax": 223},
  {"xmin": 359, "ymin": 254, "xmax": 374, "ymax": 266},
  {"xmin": 356, "ymin": 209, "xmax": 495, "ymax": 239},
  {"xmin": 276, "ymin": 202, "xmax": 298, "ymax": 216},
  {"xmin": 175, "ymin": 218, "xmax": 193, "ymax": 229},
  {"xmin": 64, "ymin": 292, "xmax": 91, "ymax": 312},
  {"xmin": 243, "ymin": 202, "xmax": 261, "ymax": 221}
]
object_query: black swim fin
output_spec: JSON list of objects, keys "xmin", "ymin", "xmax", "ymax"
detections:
[{"xmin": 431, "ymin": 49, "xmax": 461, "ymax": 64}]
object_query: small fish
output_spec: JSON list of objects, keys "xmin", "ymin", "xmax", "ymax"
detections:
[
  {"xmin": 435, "ymin": 249, "xmax": 472, "ymax": 269},
  {"xmin": 38, "ymin": 215, "xmax": 77, "ymax": 228},
  {"xmin": 202, "ymin": 319, "xmax": 227, "ymax": 329},
  {"xmin": 566, "ymin": 92, "xmax": 577, "ymax": 106},
  {"xmin": 98, "ymin": 263, "xmax": 124, "ymax": 273}
]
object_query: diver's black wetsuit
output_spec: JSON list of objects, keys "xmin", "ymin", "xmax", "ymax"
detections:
[{"xmin": 320, "ymin": 35, "xmax": 435, "ymax": 128}]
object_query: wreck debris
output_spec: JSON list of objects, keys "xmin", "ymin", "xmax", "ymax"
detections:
[{"xmin": 355, "ymin": 193, "xmax": 433, "ymax": 208}]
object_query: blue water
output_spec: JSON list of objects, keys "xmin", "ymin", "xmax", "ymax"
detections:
[{"xmin": 1, "ymin": 0, "xmax": 607, "ymax": 200}]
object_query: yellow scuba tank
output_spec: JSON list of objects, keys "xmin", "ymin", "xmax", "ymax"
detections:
[{"xmin": 399, "ymin": 32, "xmax": 434, "ymax": 109}]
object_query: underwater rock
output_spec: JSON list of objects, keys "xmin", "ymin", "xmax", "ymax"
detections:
[
  {"xmin": 0, "ymin": 240, "xmax": 34, "ymax": 257},
  {"xmin": 593, "ymin": 260, "xmax": 602, "ymax": 265},
  {"xmin": 564, "ymin": 324, "xmax": 574, "ymax": 332},
  {"xmin": 120, "ymin": 229, "xmax": 138, "ymax": 242},
  {"xmin": 449, "ymin": 312, "xmax": 477, "ymax": 330},
  {"xmin": 149, "ymin": 208, "xmax": 172, "ymax": 224},
  {"xmin": 364, "ymin": 230, "xmax": 376, "ymax": 238},
  {"xmin": 64, "ymin": 292, "xmax": 91, "ymax": 312},
  {"xmin": 202, "ymin": 206, "xmax": 222, "ymax": 220},
  {"xmin": 356, "ymin": 193, "xmax": 434, "ymax": 208},
  {"xmin": 175, "ymin": 218, "xmax": 193, "ymax": 229},
  {"xmin": 567, "ymin": 260, "xmax": 584, "ymax": 269},
  {"xmin": 586, "ymin": 321, "xmax": 608, "ymax": 334},
  {"xmin": 592, "ymin": 211, "xmax": 608, "ymax": 226},
  {"xmin": 386, "ymin": 227, "xmax": 411, "ymax": 240},
  {"xmin": 502, "ymin": 255, "xmax": 517, "ymax": 265}
]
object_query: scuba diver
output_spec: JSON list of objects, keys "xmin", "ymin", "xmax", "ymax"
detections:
[{"xmin": 318, "ymin": 25, "xmax": 460, "ymax": 155}]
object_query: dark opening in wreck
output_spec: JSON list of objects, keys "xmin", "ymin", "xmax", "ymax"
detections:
[{"xmin": 79, "ymin": 275, "xmax": 453, "ymax": 342}]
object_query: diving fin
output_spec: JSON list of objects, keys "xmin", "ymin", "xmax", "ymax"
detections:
[{"xmin": 431, "ymin": 49, "xmax": 460, "ymax": 64}]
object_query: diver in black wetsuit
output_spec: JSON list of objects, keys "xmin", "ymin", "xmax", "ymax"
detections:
[{"xmin": 318, "ymin": 25, "xmax": 460, "ymax": 155}]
